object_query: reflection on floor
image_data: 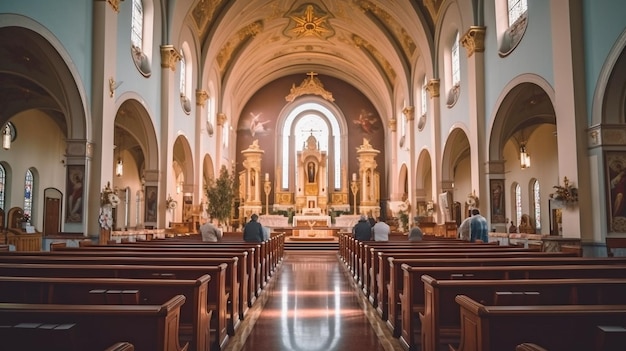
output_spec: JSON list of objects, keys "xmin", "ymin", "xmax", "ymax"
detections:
[{"xmin": 223, "ymin": 250, "xmax": 404, "ymax": 351}]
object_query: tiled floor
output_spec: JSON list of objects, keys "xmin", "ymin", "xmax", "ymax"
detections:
[{"xmin": 224, "ymin": 250, "xmax": 404, "ymax": 351}]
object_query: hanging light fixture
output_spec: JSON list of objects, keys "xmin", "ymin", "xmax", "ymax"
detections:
[
  {"xmin": 520, "ymin": 142, "xmax": 531, "ymax": 169},
  {"xmin": 2, "ymin": 124, "xmax": 11, "ymax": 150},
  {"xmin": 115, "ymin": 133, "xmax": 123, "ymax": 177}
]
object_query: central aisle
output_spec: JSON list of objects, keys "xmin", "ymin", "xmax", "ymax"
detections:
[{"xmin": 224, "ymin": 250, "xmax": 403, "ymax": 351}]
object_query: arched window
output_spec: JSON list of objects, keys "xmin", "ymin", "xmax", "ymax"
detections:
[
  {"xmin": 451, "ymin": 31, "xmax": 460, "ymax": 87},
  {"xmin": 514, "ymin": 183, "xmax": 522, "ymax": 226},
  {"xmin": 281, "ymin": 102, "xmax": 342, "ymax": 190},
  {"xmin": 0, "ymin": 164, "xmax": 5, "ymax": 210},
  {"xmin": 508, "ymin": 0, "xmax": 528, "ymax": 26},
  {"xmin": 533, "ymin": 179, "xmax": 541, "ymax": 232},
  {"xmin": 131, "ymin": 0, "xmax": 144, "ymax": 50},
  {"xmin": 179, "ymin": 51, "xmax": 186, "ymax": 95},
  {"xmin": 24, "ymin": 169, "xmax": 33, "ymax": 219},
  {"xmin": 420, "ymin": 76, "xmax": 428, "ymax": 117}
]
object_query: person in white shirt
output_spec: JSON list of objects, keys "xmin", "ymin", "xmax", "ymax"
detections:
[
  {"xmin": 200, "ymin": 217, "xmax": 223, "ymax": 242},
  {"xmin": 371, "ymin": 217, "xmax": 390, "ymax": 241}
]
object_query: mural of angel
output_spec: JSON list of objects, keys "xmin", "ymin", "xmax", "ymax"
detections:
[
  {"xmin": 248, "ymin": 112, "xmax": 271, "ymax": 137},
  {"xmin": 353, "ymin": 109, "xmax": 378, "ymax": 134}
]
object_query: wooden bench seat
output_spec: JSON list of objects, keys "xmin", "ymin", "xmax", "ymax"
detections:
[
  {"xmin": 0, "ymin": 259, "xmax": 229, "ymax": 351},
  {"xmin": 414, "ymin": 276, "xmax": 626, "ymax": 351},
  {"xmin": 0, "ymin": 275, "xmax": 211, "ymax": 351},
  {"xmin": 454, "ymin": 295, "xmax": 626, "ymax": 351},
  {"xmin": 383, "ymin": 256, "xmax": 626, "ymax": 336},
  {"xmin": 105, "ymin": 342, "xmax": 135, "ymax": 351},
  {"xmin": 0, "ymin": 295, "xmax": 188, "ymax": 351}
]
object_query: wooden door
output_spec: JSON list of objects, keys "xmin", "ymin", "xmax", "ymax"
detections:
[{"xmin": 44, "ymin": 197, "xmax": 60, "ymax": 236}]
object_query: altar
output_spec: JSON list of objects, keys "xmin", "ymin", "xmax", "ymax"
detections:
[
  {"xmin": 292, "ymin": 228, "xmax": 337, "ymax": 239},
  {"xmin": 293, "ymin": 214, "xmax": 331, "ymax": 227}
]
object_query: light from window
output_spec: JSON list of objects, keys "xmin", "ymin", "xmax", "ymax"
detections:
[
  {"xmin": 421, "ymin": 76, "xmax": 428, "ymax": 116},
  {"xmin": 294, "ymin": 114, "xmax": 330, "ymax": 185},
  {"xmin": 131, "ymin": 0, "xmax": 144, "ymax": 49},
  {"xmin": 451, "ymin": 32, "xmax": 460, "ymax": 86},
  {"xmin": 515, "ymin": 183, "xmax": 522, "ymax": 226},
  {"xmin": 24, "ymin": 169, "xmax": 33, "ymax": 219},
  {"xmin": 179, "ymin": 51, "xmax": 186, "ymax": 95},
  {"xmin": 0, "ymin": 164, "xmax": 5, "ymax": 210},
  {"xmin": 508, "ymin": 0, "xmax": 527, "ymax": 26},
  {"xmin": 533, "ymin": 180, "xmax": 541, "ymax": 231}
]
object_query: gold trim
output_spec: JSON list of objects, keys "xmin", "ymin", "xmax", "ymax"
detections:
[
  {"xmin": 107, "ymin": 0, "xmax": 121, "ymax": 13},
  {"xmin": 389, "ymin": 118, "xmax": 397, "ymax": 132},
  {"xmin": 426, "ymin": 79, "xmax": 440, "ymax": 98},
  {"xmin": 160, "ymin": 45, "xmax": 182, "ymax": 71},
  {"xmin": 285, "ymin": 72, "xmax": 334, "ymax": 102},
  {"xmin": 196, "ymin": 90, "xmax": 209, "ymax": 107},
  {"xmin": 402, "ymin": 106, "xmax": 415, "ymax": 121},
  {"xmin": 217, "ymin": 113, "xmax": 227, "ymax": 126},
  {"xmin": 461, "ymin": 26, "xmax": 486, "ymax": 57}
]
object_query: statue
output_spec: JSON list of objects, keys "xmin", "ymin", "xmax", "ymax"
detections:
[{"xmin": 307, "ymin": 162, "xmax": 316, "ymax": 183}]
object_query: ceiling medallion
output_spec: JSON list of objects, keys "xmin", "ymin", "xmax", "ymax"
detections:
[
  {"xmin": 285, "ymin": 72, "xmax": 334, "ymax": 102},
  {"xmin": 285, "ymin": 3, "xmax": 334, "ymax": 40}
]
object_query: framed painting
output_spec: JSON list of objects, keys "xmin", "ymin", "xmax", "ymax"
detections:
[
  {"xmin": 605, "ymin": 151, "xmax": 626, "ymax": 232},
  {"xmin": 490, "ymin": 179, "xmax": 505, "ymax": 223},
  {"xmin": 144, "ymin": 186, "xmax": 158, "ymax": 223},
  {"xmin": 65, "ymin": 165, "xmax": 84, "ymax": 223}
]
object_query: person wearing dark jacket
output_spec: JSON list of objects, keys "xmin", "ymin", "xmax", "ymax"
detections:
[
  {"xmin": 243, "ymin": 213, "xmax": 264, "ymax": 242},
  {"xmin": 352, "ymin": 214, "xmax": 372, "ymax": 241}
]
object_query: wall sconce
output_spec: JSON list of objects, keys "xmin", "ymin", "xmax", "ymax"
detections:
[
  {"xmin": 2, "ymin": 124, "xmax": 11, "ymax": 150},
  {"xmin": 520, "ymin": 142, "xmax": 531, "ymax": 169}
]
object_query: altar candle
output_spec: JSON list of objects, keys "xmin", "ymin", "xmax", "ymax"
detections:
[
  {"xmin": 352, "ymin": 173, "xmax": 357, "ymax": 181},
  {"xmin": 265, "ymin": 173, "xmax": 269, "ymax": 181}
]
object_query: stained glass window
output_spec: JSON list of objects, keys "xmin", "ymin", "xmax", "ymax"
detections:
[
  {"xmin": 131, "ymin": 0, "xmax": 144, "ymax": 49},
  {"xmin": 0, "ymin": 164, "xmax": 5, "ymax": 210},
  {"xmin": 533, "ymin": 179, "xmax": 541, "ymax": 231},
  {"xmin": 24, "ymin": 169, "xmax": 33, "ymax": 219},
  {"xmin": 508, "ymin": 0, "xmax": 527, "ymax": 26},
  {"xmin": 451, "ymin": 31, "xmax": 460, "ymax": 86},
  {"xmin": 515, "ymin": 183, "xmax": 522, "ymax": 226}
]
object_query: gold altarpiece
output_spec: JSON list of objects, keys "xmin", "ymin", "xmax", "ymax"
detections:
[
  {"xmin": 356, "ymin": 138, "xmax": 381, "ymax": 217},
  {"xmin": 238, "ymin": 140, "xmax": 264, "ymax": 219}
]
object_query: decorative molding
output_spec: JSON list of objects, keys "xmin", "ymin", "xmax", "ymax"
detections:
[
  {"xmin": 217, "ymin": 113, "xmax": 227, "ymax": 126},
  {"xmin": 107, "ymin": 0, "xmax": 122, "ymax": 13},
  {"xmin": 389, "ymin": 117, "xmax": 397, "ymax": 132},
  {"xmin": 217, "ymin": 21, "xmax": 263, "ymax": 74},
  {"xmin": 461, "ymin": 26, "xmax": 486, "ymax": 57},
  {"xmin": 353, "ymin": 34, "xmax": 397, "ymax": 86},
  {"xmin": 423, "ymin": 0, "xmax": 444, "ymax": 23},
  {"xmin": 358, "ymin": 0, "xmax": 416, "ymax": 59},
  {"xmin": 486, "ymin": 160, "xmax": 506, "ymax": 174},
  {"xmin": 402, "ymin": 106, "xmax": 415, "ymax": 121},
  {"xmin": 160, "ymin": 45, "xmax": 182, "ymax": 71},
  {"xmin": 285, "ymin": 72, "xmax": 334, "ymax": 102},
  {"xmin": 196, "ymin": 90, "xmax": 209, "ymax": 107},
  {"xmin": 426, "ymin": 79, "xmax": 440, "ymax": 98},
  {"xmin": 284, "ymin": 3, "xmax": 334, "ymax": 40},
  {"xmin": 191, "ymin": 0, "xmax": 224, "ymax": 39},
  {"xmin": 588, "ymin": 125, "xmax": 626, "ymax": 147}
]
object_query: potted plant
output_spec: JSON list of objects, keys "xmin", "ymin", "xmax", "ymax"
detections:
[{"xmin": 206, "ymin": 165, "xmax": 237, "ymax": 228}]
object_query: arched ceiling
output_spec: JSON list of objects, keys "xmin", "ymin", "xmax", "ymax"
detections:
[{"xmin": 187, "ymin": 0, "xmax": 437, "ymax": 127}]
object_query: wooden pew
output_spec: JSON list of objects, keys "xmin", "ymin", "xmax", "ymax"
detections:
[
  {"xmin": 105, "ymin": 342, "xmax": 135, "ymax": 351},
  {"xmin": 0, "ymin": 256, "xmax": 231, "ymax": 351},
  {"xmin": 606, "ymin": 236, "xmax": 626, "ymax": 257},
  {"xmin": 0, "ymin": 295, "xmax": 188, "ymax": 351},
  {"xmin": 515, "ymin": 343, "xmax": 548, "ymax": 351},
  {"xmin": 384, "ymin": 256, "xmax": 626, "ymax": 338},
  {"xmin": 52, "ymin": 246, "xmax": 252, "ymax": 319},
  {"xmin": 454, "ymin": 295, "xmax": 626, "ymax": 351},
  {"xmin": 0, "ymin": 275, "xmax": 211, "ymax": 351},
  {"xmin": 414, "ymin": 275, "xmax": 626, "ymax": 351}
]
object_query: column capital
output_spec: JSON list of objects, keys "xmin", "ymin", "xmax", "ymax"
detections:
[
  {"xmin": 217, "ymin": 112, "xmax": 227, "ymax": 126},
  {"xmin": 402, "ymin": 106, "xmax": 415, "ymax": 121},
  {"xmin": 426, "ymin": 79, "xmax": 440, "ymax": 98},
  {"xmin": 461, "ymin": 26, "xmax": 486, "ymax": 57},
  {"xmin": 160, "ymin": 45, "xmax": 181, "ymax": 71},
  {"xmin": 389, "ymin": 117, "xmax": 397, "ymax": 132},
  {"xmin": 196, "ymin": 90, "xmax": 209, "ymax": 107}
]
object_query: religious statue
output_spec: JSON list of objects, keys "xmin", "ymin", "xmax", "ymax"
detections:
[{"xmin": 307, "ymin": 162, "xmax": 316, "ymax": 183}]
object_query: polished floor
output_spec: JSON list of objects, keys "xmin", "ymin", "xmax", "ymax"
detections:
[{"xmin": 224, "ymin": 251, "xmax": 404, "ymax": 351}]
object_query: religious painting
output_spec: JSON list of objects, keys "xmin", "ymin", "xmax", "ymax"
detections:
[
  {"xmin": 65, "ymin": 165, "xmax": 84, "ymax": 223},
  {"xmin": 605, "ymin": 151, "xmax": 626, "ymax": 232},
  {"xmin": 353, "ymin": 109, "xmax": 379, "ymax": 134},
  {"xmin": 241, "ymin": 112, "xmax": 271, "ymax": 137},
  {"xmin": 490, "ymin": 179, "xmax": 505, "ymax": 223},
  {"xmin": 145, "ymin": 186, "xmax": 158, "ymax": 223}
]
